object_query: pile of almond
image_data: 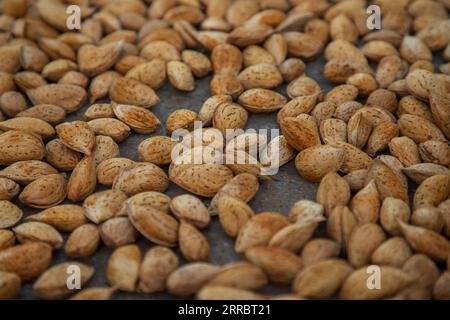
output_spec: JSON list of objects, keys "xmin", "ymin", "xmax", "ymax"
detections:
[{"xmin": 0, "ymin": 0, "xmax": 450, "ymax": 300}]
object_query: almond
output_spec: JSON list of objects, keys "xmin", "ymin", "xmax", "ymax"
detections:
[
  {"xmin": 56, "ymin": 121, "xmax": 96, "ymax": 155},
  {"xmin": 65, "ymin": 224, "xmax": 100, "ymax": 258},
  {"xmin": 70, "ymin": 287, "xmax": 116, "ymax": 300},
  {"xmin": 402, "ymin": 163, "xmax": 450, "ymax": 184},
  {"xmin": 235, "ymin": 212, "xmax": 289, "ymax": 253},
  {"xmin": 78, "ymin": 42, "xmax": 123, "ymax": 76},
  {"xmin": 293, "ymin": 259, "xmax": 353, "ymax": 299},
  {"xmin": 127, "ymin": 204, "xmax": 178, "ymax": 247},
  {"xmin": 87, "ymin": 118, "xmax": 131, "ymax": 143},
  {"xmin": 17, "ymin": 104, "xmax": 66, "ymax": 126},
  {"xmin": 300, "ymin": 239, "xmax": 341, "ymax": 266},
  {"xmin": 13, "ymin": 221, "xmax": 63, "ymax": 249},
  {"xmin": 83, "ymin": 190, "xmax": 127, "ymax": 224},
  {"xmin": 97, "ymin": 157, "xmax": 135, "ymax": 186},
  {"xmin": 138, "ymin": 246, "xmax": 179, "ymax": 293},
  {"xmin": 0, "ymin": 200, "xmax": 22, "ymax": 231},
  {"xmin": 0, "ymin": 130, "xmax": 45, "ymax": 165},
  {"xmin": 112, "ymin": 103, "xmax": 160, "ymax": 134},
  {"xmin": 0, "ymin": 178, "xmax": 19, "ymax": 201},
  {"xmin": 119, "ymin": 191, "xmax": 171, "ymax": 215},
  {"xmin": 340, "ymin": 266, "xmax": 411, "ymax": 300},
  {"xmin": 170, "ymin": 194, "xmax": 210, "ymax": 229},
  {"xmin": 399, "ymin": 221, "xmax": 450, "ymax": 262},
  {"xmin": 99, "ymin": 217, "xmax": 138, "ymax": 248},
  {"xmin": 0, "ymin": 242, "xmax": 52, "ymax": 281},
  {"xmin": 33, "ymin": 262, "xmax": 94, "ymax": 299},
  {"xmin": 178, "ymin": 221, "xmax": 210, "ymax": 262},
  {"xmin": 167, "ymin": 61, "xmax": 195, "ymax": 92},
  {"xmin": 217, "ymin": 195, "xmax": 255, "ymax": 238},
  {"xmin": 110, "ymin": 77, "xmax": 160, "ymax": 108},
  {"xmin": 207, "ymin": 262, "xmax": 267, "ymax": 290},
  {"xmin": 167, "ymin": 263, "xmax": 222, "ymax": 297},
  {"xmin": 238, "ymin": 88, "xmax": 286, "ymax": 113},
  {"xmin": 371, "ymin": 237, "xmax": 412, "ymax": 268},
  {"xmin": 350, "ymin": 180, "xmax": 380, "ymax": 223},
  {"xmin": 19, "ymin": 174, "xmax": 67, "ymax": 209},
  {"xmin": 67, "ymin": 156, "xmax": 96, "ymax": 202},
  {"xmin": 316, "ymin": 172, "xmax": 351, "ymax": 216},
  {"xmin": 169, "ymin": 163, "xmax": 234, "ymax": 197},
  {"xmin": 280, "ymin": 114, "xmax": 321, "ymax": 151},
  {"xmin": 0, "ymin": 160, "xmax": 58, "ymax": 185},
  {"xmin": 113, "ymin": 163, "xmax": 169, "ymax": 196},
  {"xmin": 237, "ymin": 63, "xmax": 283, "ymax": 90},
  {"xmin": 380, "ymin": 197, "xmax": 411, "ymax": 236},
  {"xmin": 26, "ymin": 204, "xmax": 88, "ymax": 232},
  {"xmin": 45, "ymin": 139, "xmax": 82, "ymax": 172},
  {"xmin": 106, "ymin": 244, "xmax": 141, "ymax": 292},
  {"xmin": 413, "ymin": 174, "xmax": 450, "ymax": 210},
  {"xmin": 295, "ymin": 145, "xmax": 344, "ymax": 182},
  {"xmin": 245, "ymin": 246, "xmax": 303, "ymax": 285},
  {"xmin": 27, "ymin": 84, "xmax": 86, "ymax": 113},
  {"xmin": 0, "ymin": 270, "xmax": 20, "ymax": 299}
]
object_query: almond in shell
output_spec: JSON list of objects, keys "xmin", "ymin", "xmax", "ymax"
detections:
[
  {"xmin": 26, "ymin": 204, "xmax": 88, "ymax": 232},
  {"xmin": 167, "ymin": 61, "xmax": 195, "ymax": 92},
  {"xmin": 207, "ymin": 262, "xmax": 267, "ymax": 290},
  {"xmin": 0, "ymin": 242, "xmax": 52, "ymax": 281},
  {"xmin": 178, "ymin": 221, "xmax": 210, "ymax": 262},
  {"xmin": 170, "ymin": 194, "xmax": 210, "ymax": 229},
  {"xmin": 371, "ymin": 237, "xmax": 412, "ymax": 268},
  {"xmin": 19, "ymin": 174, "xmax": 67, "ymax": 209},
  {"xmin": 300, "ymin": 239, "xmax": 341, "ymax": 266},
  {"xmin": 380, "ymin": 197, "xmax": 411, "ymax": 236},
  {"xmin": 112, "ymin": 103, "xmax": 160, "ymax": 134},
  {"xmin": 238, "ymin": 88, "xmax": 286, "ymax": 113},
  {"xmin": 0, "ymin": 200, "xmax": 22, "ymax": 228},
  {"xmin": 119, "ymin": 191, "xmax": 171, "ymax": 216},
  {"xmin": 56, "ymin": 121, "xmax": 96, "ymax": 155},
  {"xmin": 245, "ymin": 246, "xmax": 303, "ymax": 285},
  {"xmin": 99, "ymin": 217, "xmax": 138, "ymax": 248},
  {"xmin": 27, "ymin": 84, "xmax": 86, "ymax": 113},
  {"xmin": 113, "ymin": 163, "xmax": 169, "ymax": 196},
  {"xmin": 0, "ymin": 178, "xmax": 19, "ymax": 201},
  {"xmin": 127, "ymin": 204, "xmax": 178, "ymax": 247},
  {"xmin": 13, "ymin": 221, "xmax": 63, "ymax": 249},
  {"xmin": 33, "ymin": 262, "xmax": 94, "ymax": 299},
  {"xmin": 78, "ymin": 42, "xmax": 124, "ymax": 76},
  {"xmin": 96, "ymin": 158, "xmax": 135, "ymax": 186},
  {"xmin": 217, "ymin": 195, "xmax": 255, "ymax": 238},
  {"xmin": 110, "ymin": 77, "xmax": 160, "ymax": 108},
  {"xmin": 45, "ymin": 139, "xmax": 82, "ymax": 171},
  {"xmin": 316, "ymin": 172, "xmax": 351, "ymax": 216},
  {"xmin": 237, "ymin": 63, "xmax": 283, "ymax": 90},
  {"xmin": 65, "ymin": 223, "xmax": 100, "ymax": 258},
  {"xmin": 340, "ymin": 266, "xmax": 411, "ymax": 300},
  {"xmin": 0, "ymin": 160, "xmax": 58, "ymax": 185},
  {"xmin": 17, "ymin": 104, "xmax": 66, "ymax": 126},
  {"xmin": 349, "ymin": 180, "xmax": 380, "ymax": 224},
  {"xmin": 138, "ymin": 246, "xmax": 179, "ymax": 293},
  {"xmin": 413, "ymin": 174, "xmax": 450, "ymax": 210},
  {"xmin": 295, "ymin": 145, "xmax": 344, "ymax": 182},
  {"xmin": 235, "ymin": 212, "xmax": 289, "ymax": 253},
  {"xmin": 280, "ymin": 114, "xmax": 321, "ymax": 151},
  {"xmin": 83, "ymin": 190, "xmax": 128, "ymax": 224},
  {"xmin": 0, "ymin": 130, "xmax": 45, "ymax": 165},
  {"xmin": 399, "ymin": 221, "xmax": 450, "ymax": 262},
  {"xmin": 167, "ymin": 263, "xmax": 222, "ymax": 297},
  {"xmin": 106, "ymin": 244, "xmax": 141, "ymax": 292},
  {"xmin": 293, "ymin": 259, "xmax": 353, "ymax": 299},
  {"xmin": 0, "ymin": 270, "xmax": 20, "ymax": 299}
]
